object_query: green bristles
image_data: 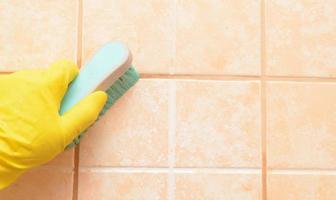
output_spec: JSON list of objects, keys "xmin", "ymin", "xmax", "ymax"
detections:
[{"xmin": 65, "ymin": 66, "xmax": 140, "ymax": 149}]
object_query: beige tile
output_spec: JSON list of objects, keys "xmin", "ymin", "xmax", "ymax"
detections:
[
  {"xmin": 175, "ymin": 0, "xmax": 260, "ymax": 75},
  {"xmin": 83, "ymin": 0, "xmax": 174, "ymax": 74},
  {"xmin": 0, "ymin": 168, "xmax": 73, "ymax": 200},
  {"xmin": 266, "ymin": 0, "xmax": 336, "ymax": 77},
  {"xmin": 0, "ymin": 0, "xmax": 77, "ymax": 71},
  {"xmin": 267, "ymin": 82, "xmax": 336, "ymax": 169},
  {"xmin": 268, "ymin": 174, "xmax": 336, "ymax": 200},
  {"xmin": 176, "ymin": 80, "xmax": 261, "ymax": 167},
  {"xmin": 175, "ymin": 173, "xmax": 260, "ymax": 200},
  {"xmin": 80, "ymin": 79, "xmax": 168, "ymax": 167},
  {"xmin": 45, "ymin": 149, "xmax": 74, "ymax": 168},
  {"xmin": 78, "ymin": 172, "xmax": 167, "ymax": 200}
]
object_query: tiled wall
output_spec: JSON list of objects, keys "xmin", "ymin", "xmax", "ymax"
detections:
[{"xmin": 0, "ymin": 0, "xmax": 335, "ymax": 200}]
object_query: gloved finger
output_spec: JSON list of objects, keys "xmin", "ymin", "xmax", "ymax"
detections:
[
  {"xmin": 46, "ymin": 60, "xmax": 79, "ymax": 104},
  {"xmin": 60, "ymin": 91, "xmax": 107, "ymax": 146}
]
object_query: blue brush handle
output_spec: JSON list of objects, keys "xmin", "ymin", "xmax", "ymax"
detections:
[{"xmin": 60, "ymin": 42, "xmax": 129, "ymax": 114}]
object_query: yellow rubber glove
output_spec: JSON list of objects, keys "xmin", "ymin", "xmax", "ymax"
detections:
[{"xmin": 0, "ymin": 60, "xmax": 107, "ymax": 190}]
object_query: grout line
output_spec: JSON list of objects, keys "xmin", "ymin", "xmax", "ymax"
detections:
[
  {"xmin": 2, "ymin": 69, "xmax": 336, "ymax": 83},
  {"xmin": 261, "ymin": 66, "xmax": 267, "ymax": 195},
  {"xmin": 78, "ymin": 167, "xmax": 261, "ymax": 174},
  {"xmin": 264, "ymin": 76, "xmax": 336, "ymax": 83},
  {"xmin": 169, "ymin": 0, "xmax": 177, "ymax": 75},
  {"xmin": 72, "ymin": 146, "xmax": 80, "ymax": 200},
  {"xmin": 72, "ymin": 0, "xmax": 83, "ymax": 199},
  {"xmin": 260, "ymin": 0, "xmax": 267, "ymax": 199},
  {"xmin": 168, "ymin": 80, "xmax": 176, "ymax": 200},
  {"xmin": 168, "ymin": 0, "xmax": 178, "ymax": 194},
  {"xmin": 269, "ymin": 168, "xmax": 336, "ymax": 175},
  {"xmin": 76, "ymin": 0, "xmax": 83, "ymax": 69},
  {"xmin": 42, "ymin": 166, "xmax": 336, "ymax": 176},
  {"xmin": 140, "ymin": 73, "xmax": 260, "ymax": 81},
  {"xmin": 140, "ymin": 74, "xmax": 336, "ymax": 82},
  {"xmin": 168, "ymin": 81, "xmax": 176, "ymax": 167}
]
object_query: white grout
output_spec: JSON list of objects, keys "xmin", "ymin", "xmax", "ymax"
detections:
[
  {"xmin": 168, "ymin": 173, "xmax": 176, "ymax": 200},
  {"xmin": 139, "ymin": 74, "xmax": 336, "ymax": 83},
  {"xmin": 77, "ymin": 167, "xmax": 336, "ymax": 176},
  {"xmin": 269, "ymin": 168, "xmax": 336, "ymax": 176},
  {"xmin": 78, "ymin": 167, "xmax": 261, "ymax": 174},
  {"xmin": 79, "ymin": 167, "xmax": 169, "ymax": 173},
  {"xmin": 169, "ymin": 0, "xmax": 177, "ymax": 75},
  {"xmin": 168, "ymin": 80, "xmax": 176, "ymax": 168},
  {"xmin": 168, "ymin": 80, "xmax": 177, "ymax": 200},
  {"xmin": 172, "ymin": 167, "xmax": 261, "ymax": 174}
]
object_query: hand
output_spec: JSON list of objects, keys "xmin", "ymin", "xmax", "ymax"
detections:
[{"xmin": 0, "ymin": 60, "xmax": 107, "ymax": 189}]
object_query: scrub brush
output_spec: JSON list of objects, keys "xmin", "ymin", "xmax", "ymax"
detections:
[{"xmin": 60, "ymin": 42, "xmax": 139, "ymax": 149}]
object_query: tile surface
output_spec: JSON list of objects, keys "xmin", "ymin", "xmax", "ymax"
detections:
[
  {"xmin": 78, "ymin": 172, "xmax": 167, "ymax": 200},
  {"xmin": 2, "ymin": 0, "xmax": 336, "ymax": 199},
  {"xmin": 266, "ymin": 0, "xmax": 336, "ymax": 77},
  {"xmin": 176, "ymin": 80, "xmax": 261, "ymax": 167},
  {"xmin": 0, "ymin": 0, "xmax": 77, "ymax": 71},
  {"xmin": 175, "ymin": 173, "xmax": 261, "ymax": 200},
  {"xmin": 45, "ymin": 149, "xmax": 74, "ymax": 168},
  {"xmin": 175, "ymin": 0, "xmax": 260, "ymax": 75},
  {"xmin": 83, "ymin": 0, "xmax": 174, "ymax": 74},
  {"xmin": 267, "ymin": 82, "xmax": 336, "ymax": 169},
  {"xmin": 0, "ymin": 168, "xmax": 73, "ymax": 200},
  {"xmin": 268, "ymin": 174, "xmax": 336, "ymax": 200},
  {"xmin": 80, "ymin": 80, "xmax": 169, "ymax": 167}
]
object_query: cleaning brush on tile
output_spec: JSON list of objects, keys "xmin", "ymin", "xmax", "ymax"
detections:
[{"xmin": 60, "ymin": 42, "xmax": 139, "ymax": 149}]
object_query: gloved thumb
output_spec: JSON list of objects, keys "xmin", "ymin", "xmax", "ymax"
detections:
[{"xmin": 60, "ymin": 91, "xmax": 107, "ymax": 146}]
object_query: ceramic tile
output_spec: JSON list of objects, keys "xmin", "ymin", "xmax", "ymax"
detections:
[
  {"xmin": 176, "ymin": 80, "xmax": 261, "ymax": 167},
  {"xmin": 175, "ymin": 0, "xmax": 260, "ymax": 75},
  {"xmin": 268, "ymin": 174, "xmax": 336, "ymax": 200},
  {"xmin": 78, "ymin": 172, "xmax": 167, "ymax": 200},
  {"xmin": 267, "ymin": 82, "xmax": 336, "ymax": 169},
  {"xmin": 0, "ymin": 0, "xmax": 77, "ymax": 71},
  {"xmin": 80, "ymin": 79, "xmax": 168, "ymax": 167},
  {"xmin": 266, "ymin": 0, "xmax": 336, "ymax": 77},
  {"xmin": 175, "ymin": 173, "xmax": 260, "ymax": 200},
  {"xmin": 0, "ymin": 168, "xmax": 73, "ymax": 200},
  {"xmin": 45, "ymin": 149, "xmax": 74, "ymax": 168},
  {"xmin": 83, "ymin": 0, "xmax": 174, "ymax": 74}
]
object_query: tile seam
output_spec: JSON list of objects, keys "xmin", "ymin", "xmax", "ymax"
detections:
[
  {"xmin": 140, "ymin": 74, "xmax": 336, "ymax": 82},
  {"xmin": 76, "ymin": 0, "xmax": 83, "ymax": 69},
  {"xmin": 78, "ymin": 166, "xmax": 261, "ymax": 169},
  {"xmin": 265, "ymin": 76, "xmax": 336, "ymax": 82},
  {"xmin": 2, "ymin": 70, "xmax": 336, "ymax": 82},
  {"xmin": 141, "ymin": 74, "xmax": 261, "ymax": 80},
  {"xmin": 260, "ymin": 0, "xmax": 267, "ymax": 199},
  {"xmin": 170, "ymin": 0, "xmax": 177, "ymax": 75},
  {"xmin": 72, "ymin": 0, "xmax": 83, "ymax": 199},
  {"xmin": 73, "ymin": 147, "xmax": 80, "ymax": 200},
  {"xmin": 168, "ymin": 1, "xmax": 178, "ymax": 195},
  {"xmin": 168, "ymin": 80, "xmax": 176, "ymax": 200},
  {"xmin": 78, "ymin": 167, "xmax": 261, "ymax": 174},
  {"xmin": 47, "ymin": 166, "xmax": 336, "ymax": 176},
  {"xmin": 270, "ymin": 169, "xmax": 336, "ymax": 175}
]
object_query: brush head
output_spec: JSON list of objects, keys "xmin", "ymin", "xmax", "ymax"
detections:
[
  {"xmin": 60, "ymin": 42, "xmax": 140, "ymax": 149},
  {"xmin": 60, "ymin": 42, "xmax": 132, "ymax": 115}
]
